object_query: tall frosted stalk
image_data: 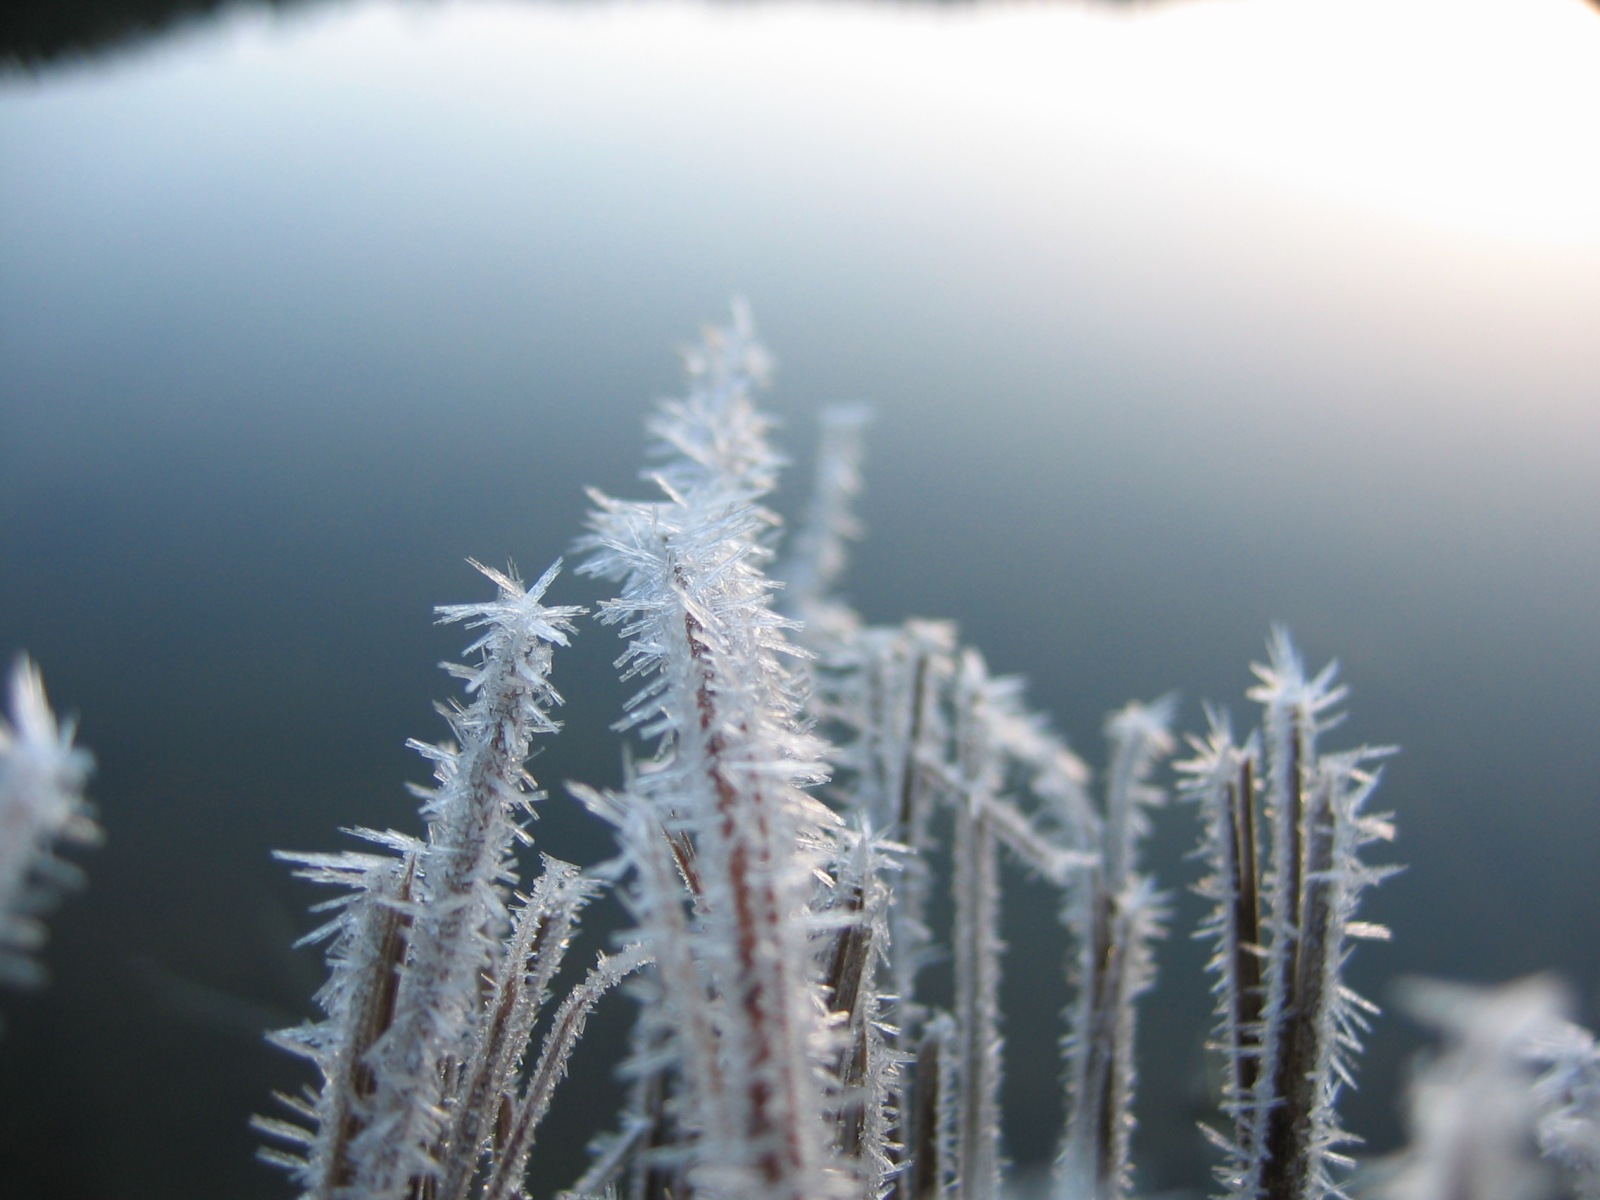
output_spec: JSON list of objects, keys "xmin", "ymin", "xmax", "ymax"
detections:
[
  {"xmin": 1056, "ymin": 700, "xmax": 1173, "ymax": 1200},
  {"xmin": 578, "ymin": 306, "xmax": 841, "ymax": 1200},
  {"xmin": 780, "ymin": 403, "xmax": 871, "ymax": 640},
  {"xmin": 950, "ymin": 650, "xmax": 1007, "ymax": 1200},
  {"xmin": 1182, "ymin": 714, "xmax": 1265, "ymax": 1195}
]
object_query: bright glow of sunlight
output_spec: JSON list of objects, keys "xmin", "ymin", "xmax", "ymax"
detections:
[
  {"xmin": 1051, "ymin": 0, "xmax": 1600, "ymax": 247},
  {"xmin": 459, "ymin": 0, "xmax": 1598, "ymax": 251}
]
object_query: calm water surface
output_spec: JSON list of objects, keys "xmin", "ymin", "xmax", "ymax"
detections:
[{"xmin": 2, "ymin": 1, "xmax": 1599, "ymax": 1196}]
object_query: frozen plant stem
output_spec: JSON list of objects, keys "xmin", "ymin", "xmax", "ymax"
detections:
[
  {"xmin": 1056, "ymin": 700, "xmax": 1173, "ymax": 1200},
  {"xmin": 1186, "ymin": 719, "xmax": 1264, "ymax": 1182},
  {"xmin": 578, "ymin": 306, "xmax": 839, "ymax": 1200},
  {"xmin": 952, "ymin": 651, "xmax": 1005, "ymax": 1200},
  {"xmin": 261, "ymin": 561, "xmax": 595, "ymax": 1200},
  {"xmin": 478, "ymin": 943, "xmax": 649, "ymax": 1200},
  {"xmin": 437, "ymin": 859, "xmax": 599, "ymax": 1200},
  {"xmin": 1184, "ymin": 631, "xmax": 1395, "ymax": 1200},
  {"xmin": 817, "ymin": 831, "xmax": 897, "ymax": 1194}
]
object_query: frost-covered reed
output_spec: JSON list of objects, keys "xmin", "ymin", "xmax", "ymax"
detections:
[
  {"xmin": 255, "ymin": 561, "xmax": 644, "ymax": 1200},
  {"xmin": 573, "ymin": 304, "xmax": 842, "ymax": 1200},
  {"xmin": 0, "ymin": 657, "xmax": 97, "ymax": 996},
  {"xmin": 1178, "ymin": 635, "xmax": 1399, "ymax": 1200},
  {"xmin": 252, "ymin": 305, "xmax": 1597, "ymax": 1200}
]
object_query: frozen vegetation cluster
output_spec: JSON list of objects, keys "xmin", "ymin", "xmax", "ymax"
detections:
[{"xmin": 4, "ymin": 307, "xmax": 1599, "ymax": 1200}]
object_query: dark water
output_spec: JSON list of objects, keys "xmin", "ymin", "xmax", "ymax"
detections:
[{"xmin": 2, "ymin": 1, "xmax": 1599, "ymax": 1196}]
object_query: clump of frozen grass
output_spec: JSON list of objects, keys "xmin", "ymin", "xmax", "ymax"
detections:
[
  {"xmin": 1180, "ymin": 634, "xmax": 1397, "ymax": 1200},
  {"xmin": 0, "ymin": 656, "xmax": 97, "ymax": 997},
  {"xmin": 256, "ymin": 561, "xmax": 651, "ymax": 1200},
  {"xmin": 262, "ymin": 305, "xmax": 1430, "ymax": 1200}
]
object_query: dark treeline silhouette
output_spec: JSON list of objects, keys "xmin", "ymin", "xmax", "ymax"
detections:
[
  {"xmin": 1, "ymin": 0, "xmax": 1177, "ymax": 72},
  {"xmin": 1, "ymin": 0, "xmax": 333, "ymax": 70}
]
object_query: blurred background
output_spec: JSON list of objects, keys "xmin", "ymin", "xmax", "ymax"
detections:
[{"xmin": 2, "ymin": 0, "xmax": 1598, "ymax": 1196}]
